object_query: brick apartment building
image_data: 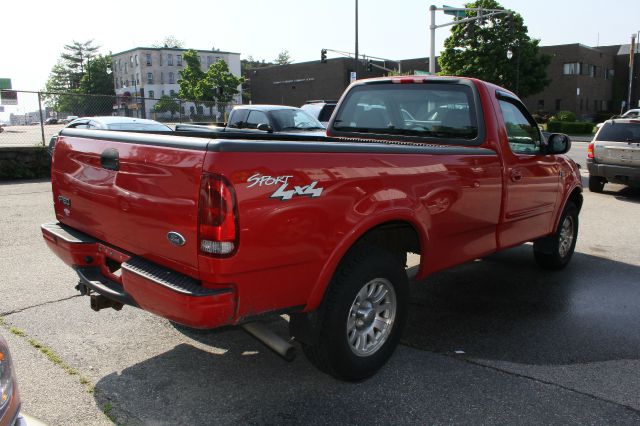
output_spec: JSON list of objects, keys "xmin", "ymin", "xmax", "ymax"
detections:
[
  {"xmin": 522, "ymin": 43, "xmax": 639, "ymax": 119},
  {"xmin": 248, "ymin": 57, "xmax": 437, "ymax": 107},
  {"xmin": 249, "ymin": 44, "xmax": 639, "ymax": 120}
]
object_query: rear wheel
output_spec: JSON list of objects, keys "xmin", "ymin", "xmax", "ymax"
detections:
[
  {"xmin": 302, "ymin": 245, "xmax": 409, "ymax": 381},
  {"xmin": 533, "ymin": 202, "xmax": 579, "ymax": 270},
  {"xmin": 588, "ymin": 175, "xmax": 605, "ymax": 193}
]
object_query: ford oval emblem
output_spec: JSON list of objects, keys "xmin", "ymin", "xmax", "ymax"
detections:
[{"xmin": 167, "ymin": 232, "xmax": 186, "ymax": 247}]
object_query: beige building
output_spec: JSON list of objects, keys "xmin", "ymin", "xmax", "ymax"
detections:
[{"xmin": 111, "ymin": 47, "xmax": 241, "ymax": 119}]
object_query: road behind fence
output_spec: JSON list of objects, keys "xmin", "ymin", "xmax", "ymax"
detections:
[{"xmin": 0, "ymin": 89, "xmax": 237, "ymax": 147}]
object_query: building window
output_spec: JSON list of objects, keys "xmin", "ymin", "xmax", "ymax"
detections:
[
  {"xmin": 555, "ymin": 99, "xmax": 561, "ymax": 110},
  {"xmin": 147, "ymin": 72, "xmax": 153, "ymax": 83},
  {"xmin": 136, "ymin": 73, "xmax": 140, "ymax": 84},
  {"xmin": 146, "ymin": 53, "xmax": 152, "ymax": 66},
  {"xmin": 601, "ymin": 100, "xmax": 607, "ymax": 111},
  {"xmin": 177, "ymin": 55, "xmax": 182, "ymax": 66},
  {"xmin": 118, "ymin": 59, "xmax": 121, "ymax": 71},
  {"xmin": 124, "ymin": 63, "xmax": 128, "ymax": 73},
  {"xmin": 149, "ymin": 90, "xmax": 155, "ymax": 99},
  {"xmin": 161, "ymin": 90, "xmax": 165, "ymax": 97},
  {"xmin": 589, "ymin": 65, "xmax": 597, "ymax": 77},
  {"xmin": 579, "ymin": 99, "xmax": 583, "ymax": 111},
  {"xmin": 135, "ymin": 54, "xmax": 138, "ymax": 65},
  {"xmin": 562, "ymin": 62, "xmax": 580, "ymax": 75},
  {"xmin": 537, "ymin": 100, "xmax": 544, "ymax": 109},
  {"xmin": 170, "ymin": 89, "xmax": 175, "ymax": 97},
  {"xmin": 160, "ymin": 72, "xmax": 164, "ymax": 84},
  {"xmin": 605, "ymin": 68, "xmax": 614, "ymax": 80},
  {"xmin": 586, "ymin": 98, "xmax": 590, "ymax": 111},
  {"xmin": 130, "ymin": 56, "xmax": 133, "ymax": 65},
  {"xmin": 131, "ymin": 74, "xmax": 134, "ymax": 85},
  {"xmin": 168, "ymin": 54, "xmax": 173, "ymax": 66},
  {"xmin": 207, "ymin": 56, "xmax": 212, "ymax": 65},
  {"xmin": 160, "ymin": 54, "xmax": 163, "ymax": 66},
  {"xmin": 169, "ymin": 72, "xmax": 174, "ymax": 84}
]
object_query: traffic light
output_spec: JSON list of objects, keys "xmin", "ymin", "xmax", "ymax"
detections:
[
  {"xmin": 367, "ymin": 60, "xmax": 373, "ymax": 72},
  {"xmin": 320, "ymin": 49, "xmax": 327, "ymax": 63}
]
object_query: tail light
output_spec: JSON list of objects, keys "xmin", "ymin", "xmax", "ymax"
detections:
[
  {"xmin": 198, "ymin": 174, "xmax": 238, "ymax": 256},
  {"xmin": 587, "ymin": 142, "xmax": 595, "ymax": 160}
]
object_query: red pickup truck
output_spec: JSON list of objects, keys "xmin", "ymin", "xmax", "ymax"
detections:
[{"xmin": 42, "ymin": 76, "xmax": 582, "ymax": 380}]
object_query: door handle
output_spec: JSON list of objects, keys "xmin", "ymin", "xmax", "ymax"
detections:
[
  {"xmin": 101, "ymin": 148, "xmax": 119, "ymax": 171},
  {"xmin": 510, "ymin": 169, "xmax": 523, "ymax": 182}
]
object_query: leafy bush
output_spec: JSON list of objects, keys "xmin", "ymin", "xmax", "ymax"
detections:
[
  {"xmin": 547, "ymin": 120, "xmax": 594, "ymax": 134},
  {"xmin": 552, "ymin": 111, "xmax": 576, "ymax": 122}
]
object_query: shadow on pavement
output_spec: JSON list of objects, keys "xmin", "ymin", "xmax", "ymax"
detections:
[
  {"xmin": 90, "ymin": 245, "xmax": 640, "ymax": 424},
  {"xmin": 404, "ymin": 244, "xmax": 640, "ymax": 365}
]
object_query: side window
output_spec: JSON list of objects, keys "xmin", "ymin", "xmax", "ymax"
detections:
[
  {"xmin": 245, "ymin": 111, "xmax": 269, "ymax": 129},
  {"xmin": 228, "ymin": 109, "xmax": 249, "ymax": 128},
  {"xmin": 498, "ymin": 99, "xmax": 542, "ymax": 154}
]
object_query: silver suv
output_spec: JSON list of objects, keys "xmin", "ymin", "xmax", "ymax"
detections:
[{"xmin": 587, "ymin": 118, "xmax": 640, "ymax": 192}]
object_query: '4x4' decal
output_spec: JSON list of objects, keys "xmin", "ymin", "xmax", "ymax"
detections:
[{"xmin": 270, "ymin": 182, "xmax": 323, "ymax": 201}]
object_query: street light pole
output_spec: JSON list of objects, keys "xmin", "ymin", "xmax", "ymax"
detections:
[
  {"xmin": 429, "ymin": 5, "xmax": 437, "ymax": 74},
  {"xmin": 355, "ymin": 0, "xmax": 359, "ymax": 78},
  {"xmin": 628, "ymin": 33, "xmax": 637, "ymax": 112}
]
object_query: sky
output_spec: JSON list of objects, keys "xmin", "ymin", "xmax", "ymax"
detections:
[{"xmin": 1, "ymin": 0, "xmax": 639, "ymax": 117}]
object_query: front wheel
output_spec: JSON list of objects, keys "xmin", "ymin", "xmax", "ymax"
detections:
[
  {"xmin": 533, "ymin": 202, "xmax": 579, "ymax": 270},
  {"xmin": 302, "ymin": 246, "xmax": 409, "ymax": 381}
]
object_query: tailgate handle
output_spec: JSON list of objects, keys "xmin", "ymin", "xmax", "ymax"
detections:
[{"xmin": 101, "ymin": 148, "xmax": 120, "ymax": 171}]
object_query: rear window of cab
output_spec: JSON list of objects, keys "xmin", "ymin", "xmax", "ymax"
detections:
[{"xmin": 332, "ymin": 82, "xmax": 480, "ymax": 144}]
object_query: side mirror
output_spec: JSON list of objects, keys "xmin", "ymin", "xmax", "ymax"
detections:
[
  {"xmin": 257, "ymin": 123, "xmax": 273, "ymax": 133},
  {"xmin": 545, "ymin": 133, "xmax": 571, "ymax": 154}
]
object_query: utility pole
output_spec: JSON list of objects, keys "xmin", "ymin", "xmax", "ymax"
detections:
[
  {"xmin": 355, "ymin": 0, "xmax": 359, "ymax": 78},
  {"xmin": 628, "ymin": 33, "xmax": 637, "ymax": 112}
]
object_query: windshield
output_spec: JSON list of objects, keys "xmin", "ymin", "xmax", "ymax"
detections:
[
  {"xmin": 596, "ymin": 122, "xmax": 640, "ymax": 142},
  {"xmin": 270, "ymin": 109, "xmax": 325, "ymax": 131},
  {"xmin": 107, "ymin": 122, "xmax": 172, "ymax": 131},
  {"xmin": 332, "ymin": 83, "xmax": 478, "ymax": 140}
]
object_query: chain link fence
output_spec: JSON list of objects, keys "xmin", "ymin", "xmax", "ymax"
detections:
[{"xmin": 0, "ymin": 89, "xmax": 238, "ymax": 147}]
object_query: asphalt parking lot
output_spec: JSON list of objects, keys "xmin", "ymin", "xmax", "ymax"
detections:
[{"xmin": 1, "ymin": 150, "xmax": 639, "ymax": 425}]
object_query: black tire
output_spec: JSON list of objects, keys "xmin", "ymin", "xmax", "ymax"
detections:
[
  {"xmin": 533, "ymin": 202, "xmax": 579, "ymax": 270},
  {"xmin": 588, "ymin": 175, "xmax": 605, "ymax": 193},
  {"xmin": 302, "ymin": 245, "xmax": 409, "ymax": 381}
]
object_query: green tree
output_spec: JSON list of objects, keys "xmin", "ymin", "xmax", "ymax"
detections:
[
  {"xmin": 153, "ymin": 95, "xmax": 180, "ymax": 118},
  {"xmin": 205, "ymin": 60, "xmax": 244, "ymax": 115},
  {"xmin": 43, "ymin": 41, "xmax": 113, "ymax": 115},
  {"xmin": 60, "ymin": 40, "xmax": 100, "ymax": 89},
  {"xmin": 274, "ymin": 50, "xmax": 293, "ymax": 65},
  {"xmin": 179, "ymin": 50, "xmax": 244, "ymax": 120},
  {"xmin": 241, "ymin": 56, "xmax": 273, "ymax": 103},
  {"xmin": 152, "ymin": 36, "xmax": 185, "ymax": 49},
  {"xmin": 438, "ymin": 0, "xmax": 550, "ymax": 98}
]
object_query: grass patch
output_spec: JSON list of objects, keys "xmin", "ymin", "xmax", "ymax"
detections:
[
  {"xmin": 102, "ymin": 402, "xmax": 116, "ymax": 423},
  {"xmin": 1, "ymin": 322, "xmax": 95, "ymax": 395},
  {"xmin": 9, "ymin": 327, "xmax": 25, "ymax": 337}
]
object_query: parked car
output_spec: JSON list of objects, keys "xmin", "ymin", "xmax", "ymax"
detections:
[
  {"xmin": 0, "ymin": 124, "xmax": 4, "ymax": 134},
  {"xmin": 42, "ymin": 76, "xmax": 580, "ymax": 381},
  {"xmin": 48, "ymin": 116, "xmax": 172, "ymax": 154},
  {"xmin": 1, "ymin": 334, "xmax": 26, "ymax": 425},
  {"xmin": 300, "ymin": 100, "xmax": 337, "ymax": 127},
  {"xmin": 44, "ymin": 118, "xmax": 58, "ymax": 125},
  {"xmin": 61, "ymin": 116, "xmax": 78, "ymax": 124},
  {"xmin": 621, "ymin": 108, "xmax": 640, "ymax": 118},
  {"xmin": 177, "ymin": 105, "xmax": 326, "ymax": 136},
  {"xmin": 587, "ymin": 118, "xmax": 640, "ymax": 192}
]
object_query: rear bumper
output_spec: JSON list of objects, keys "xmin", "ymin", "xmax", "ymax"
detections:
[
  {"xmin": 587, "ymin": 160, "xmax": 640, "ymax": 185},
  {"xmin": 41, "ymin": 223, "xmax": 236, "ymax": 329}
]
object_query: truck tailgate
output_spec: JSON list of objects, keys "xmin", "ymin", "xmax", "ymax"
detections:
[{"xmin": 51, "ymin": 129, "xmax": 208, "ymax": 276}]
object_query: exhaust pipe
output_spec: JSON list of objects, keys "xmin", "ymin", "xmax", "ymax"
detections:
[
  {"xmin": 90, "ymin": 294, "xmax": 123, "ymax": 312},
  {"xmin": 242, "ymin": 322, "xmax": 296, "ymax": 361}
]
